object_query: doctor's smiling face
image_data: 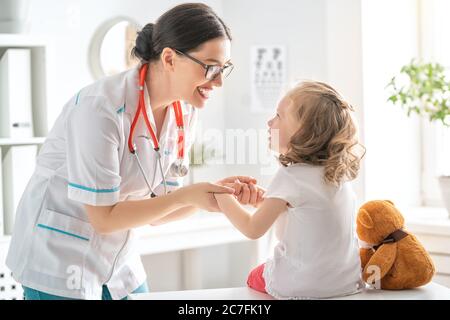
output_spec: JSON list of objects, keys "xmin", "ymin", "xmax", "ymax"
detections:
[
  {"xmin": 132, "ymin": 3, "xmax": 232, "ymax": 108},
  {"xmin": 172, "ymin": 37, "xmax": 232, "ymax": 109}
]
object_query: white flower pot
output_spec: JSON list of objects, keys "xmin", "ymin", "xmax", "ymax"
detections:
[
  {"xmin": 438, "ymin": 176, "xmax": 450, "ymax": 218},
  {"xmin": 0, "ymin": 0, "xmax": 30, "ymax": 33}
]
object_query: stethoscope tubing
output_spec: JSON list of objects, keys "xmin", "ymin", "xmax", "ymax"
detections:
[
  {"xmin": 128, "ymin": 63, "xmax": 186, "ymax": 198},
  {"xmin": 134, "ymin": 146, "xmax": 166, "ymax": 198}
]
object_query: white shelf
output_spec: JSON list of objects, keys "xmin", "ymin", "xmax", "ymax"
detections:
[
  {"xmin": 0, "ymin": 35, "xmax": 48, "ymax": 244},
  {"xmin": 0, "ymin": 137, "xmax": 46, "ymax": 146},
  {"xmin": 0, "ymin": 34, "xmax": 48, "ymax": 47},
  {"xmin": 403, "ymin": 206, "xmax": 450, "ymax": 236},
  {"xmin": 0, "ymin": 35, "xmax": 48, "ymax": 138}
]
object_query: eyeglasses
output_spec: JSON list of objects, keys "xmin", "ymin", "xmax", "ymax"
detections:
[{"xmin": 174, "ymin": 49, "xmax": 234, "ymax": 81}]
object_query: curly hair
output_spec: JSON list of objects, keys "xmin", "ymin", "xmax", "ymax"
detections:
[{"xmin": 278, "ymin": 81, "xmax": 366, "ymax": 186}]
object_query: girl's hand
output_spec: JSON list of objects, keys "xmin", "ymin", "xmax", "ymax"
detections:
[
  {"xmin": 221, "ymin": 180, "xmax": 266, "ymax": 208},
  {"xmin": 253, "ymin": 185, "xmax": 266, "ymax": 208},
  {"xmin": 216, "ymin": 176, "xmax": 257, "ymax": 187},
  {"xmin": 174, "ymin": 182, "xmax": 235, "ymax": 212}
]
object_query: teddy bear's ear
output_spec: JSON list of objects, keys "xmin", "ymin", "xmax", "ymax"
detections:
[
  {"xmin": 357, "ymin": 209, "xmax": 374, "ymax": 229},
  {"xmin": 385, "ymin": 200, "xmax": 395, "ymax": 206}
]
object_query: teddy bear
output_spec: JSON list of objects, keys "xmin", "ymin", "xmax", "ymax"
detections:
[{"xmin": 356, "ymin": 200, "xmax": 435, "ymax": 289}]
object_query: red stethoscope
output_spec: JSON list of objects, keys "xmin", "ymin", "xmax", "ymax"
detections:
[{"xmin": 128, "ymin": 63, "xmax": 188, "ymax": 198}]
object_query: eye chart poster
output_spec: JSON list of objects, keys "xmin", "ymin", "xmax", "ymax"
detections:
[{"xmin": 250, "ymin": 45, "xmax": 287, "ymax": 113}]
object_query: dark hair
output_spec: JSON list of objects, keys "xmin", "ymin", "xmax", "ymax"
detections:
[{"xmin": 132, "ymin": 3, "xmax": 232, "ymax": 62}]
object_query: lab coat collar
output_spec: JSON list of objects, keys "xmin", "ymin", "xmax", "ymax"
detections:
[
  {"xmin": 121, "ymin": 65, "xmax": 193, "ymax": 168},
  {"xmin": 122, "ymin": 64, "xmax": 192, "ymax": 117}
]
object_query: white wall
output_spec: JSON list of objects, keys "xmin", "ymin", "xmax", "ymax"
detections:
[
  {"xmin": 221, "ymin": 0, "xmax": 328, "ymax": 188},
  {"xmin": 325, "ymin": 0, "xmax": 365, "ymax": 206},
  {"xmin": 323, "ymin": 0, "xmax": 423, "ymax": 209},
  {"xmin": 361, "ymin": 0, "xmax": 421, "ymax": 208}
]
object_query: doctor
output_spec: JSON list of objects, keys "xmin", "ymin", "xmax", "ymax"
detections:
[{"xmin": 6, "ymin": 3, "xmax": 261, "ymax": 300}]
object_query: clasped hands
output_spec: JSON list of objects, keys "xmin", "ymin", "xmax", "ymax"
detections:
[{"xmin": 212, "ymin": 176, "xmax": 265, "ymax": 211}]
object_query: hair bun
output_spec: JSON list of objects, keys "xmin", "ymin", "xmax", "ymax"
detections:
[
  {"xmin": 133, "ymin": 23, "xmax": 156, "ymax": 62},
  {"xmin": 131, "ymin": 3, "xmax": 231, "ymax": 63}
]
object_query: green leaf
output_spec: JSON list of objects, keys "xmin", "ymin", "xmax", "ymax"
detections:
[{"xmin": 386, "ymin": 59, "xmax": 450, "ymax": 125}]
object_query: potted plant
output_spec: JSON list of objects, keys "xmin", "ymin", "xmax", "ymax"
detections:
[{"xmin": 387, "ymin": 59, "xmax": 450, "ymax": 217}]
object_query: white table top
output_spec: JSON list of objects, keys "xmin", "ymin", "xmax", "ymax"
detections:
[
  {"xmin": 129, "ymin": 282, "xmax": 450, "ymax": 300},
  {"xmin": 130, "ymin": 287, "xmax": 274, "ymax": 300}
]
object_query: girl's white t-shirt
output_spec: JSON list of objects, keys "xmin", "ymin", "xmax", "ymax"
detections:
[{"xmin": 263, "ymin": 163, "xmax": 364, "ymax": 299}]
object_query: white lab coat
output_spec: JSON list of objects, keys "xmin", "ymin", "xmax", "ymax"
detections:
[{"xmin": 6, "ymin": 65, "xmax": 198, "ymax": 299}]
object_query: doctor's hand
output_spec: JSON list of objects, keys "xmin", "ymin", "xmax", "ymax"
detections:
[{"xmin": 174, "ymin": 182, "xmax": 235, "ymax": 212}]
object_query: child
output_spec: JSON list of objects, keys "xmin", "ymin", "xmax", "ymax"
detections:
[{"xmin": 215, "ymin": 81, "xmax": 366, "ymax": 299}]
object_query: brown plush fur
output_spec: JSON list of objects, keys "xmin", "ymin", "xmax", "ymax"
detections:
[{"xmin": 356, "ymin": 200, "xmax": 435, "ymax": 289}]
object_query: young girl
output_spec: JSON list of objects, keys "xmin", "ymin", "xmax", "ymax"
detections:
[{"xmin": 215, "ymin": 81, "xmax": 366, "ymax": 299}]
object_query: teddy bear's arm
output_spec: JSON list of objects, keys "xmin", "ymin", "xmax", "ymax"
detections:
[
  {"xmin": 360, "ymin": 248, "xmax": 375, "ymax": 270},
  {"xmin": 362, "ymin": 243, "xmax": 397, "ymax": 283}
]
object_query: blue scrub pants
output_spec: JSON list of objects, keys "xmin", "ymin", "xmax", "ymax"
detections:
[{"xmin": 22, "ymin": 282, "xmax": 149, "ymax": 300}]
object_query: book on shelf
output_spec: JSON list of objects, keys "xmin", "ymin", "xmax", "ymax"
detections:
[{"xmin": 0, "ymin": 48, "xmax": 34, "ymax": 138}]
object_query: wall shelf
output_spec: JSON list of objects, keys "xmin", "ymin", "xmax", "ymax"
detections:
[
  {"xmin": 0, "ymin": 34, "xmax": 47, "ymax": 47},
  {"xmin": 404, "ymin": 206, "xmax": 450, "ymax": 236},
  {"xmin": 1, "ymin": 35, "xmax": 49, "ymax": 301},
  {"xmin": 0, "ymin": 137, "xmax": 46, "ymax": 147},
  {"xmin": 0, "ymin": 34, "xmax": 49, "ymax": 139}
]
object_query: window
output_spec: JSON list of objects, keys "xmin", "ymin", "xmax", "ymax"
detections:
[{"xmin": 420, "ymin": 0, "xmax": 450, "ymax": 206}]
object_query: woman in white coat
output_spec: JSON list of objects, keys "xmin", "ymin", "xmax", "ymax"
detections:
[{"xmin": 6, "ymin": 3, "xmax": 261, "ymax": 300}]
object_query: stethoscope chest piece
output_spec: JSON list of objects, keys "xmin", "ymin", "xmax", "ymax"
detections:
[{"xmin": 170, "ymin": 160, "xmax": 189, "ymax": 178}]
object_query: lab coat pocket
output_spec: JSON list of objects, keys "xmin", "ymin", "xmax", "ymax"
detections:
[{"xmin": 30, "ymin": 209, "xmax": 94, "ymax": 279}]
